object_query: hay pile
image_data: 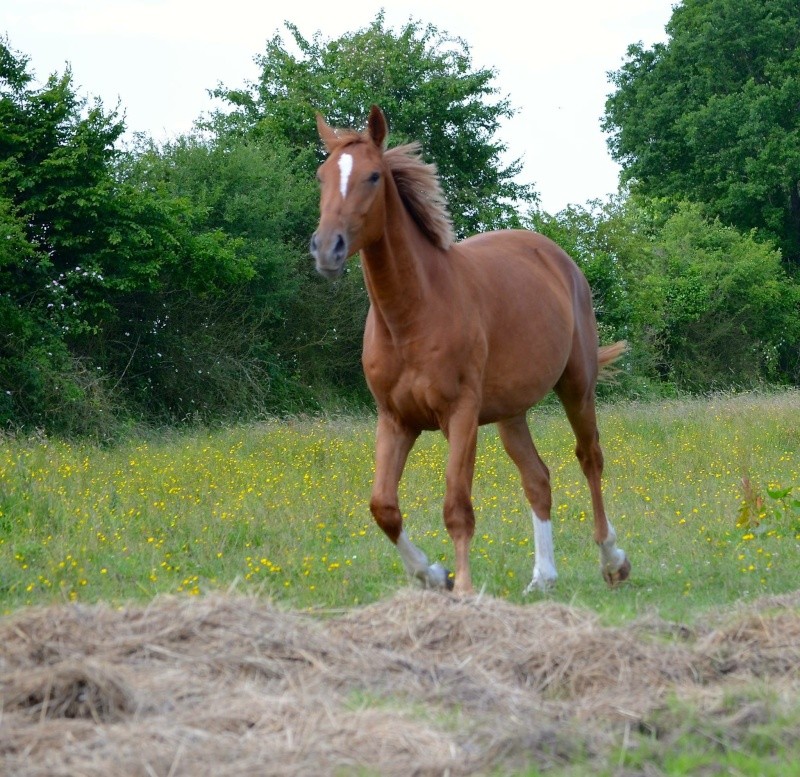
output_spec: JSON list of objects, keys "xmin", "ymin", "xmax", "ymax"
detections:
[{"xmin": 2, "ymin": 589, "xmax": 800, "ymax": 775}]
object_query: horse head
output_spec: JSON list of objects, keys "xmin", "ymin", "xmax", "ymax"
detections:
[{"xmin": 310, "ymin": 105, "xmax": 389, "ymax": 279}]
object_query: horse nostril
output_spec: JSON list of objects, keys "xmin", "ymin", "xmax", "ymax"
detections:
[
  {"xmin": 310, "ymin": 233, "xmax": 318, "ymax": 255},
  {"xmin": 334, "ymin": 233, "xmax": 346, "ymax": 259}
]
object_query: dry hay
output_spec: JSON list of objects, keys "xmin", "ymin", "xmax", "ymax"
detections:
[{"xmin": 2, "ymin": 589, "xmax": 800, "ymax": 776}]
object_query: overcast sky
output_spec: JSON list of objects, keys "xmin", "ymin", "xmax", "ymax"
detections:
[{"xmin": 5, "ymin": 0, "xmax": 676, "ymax": 213}]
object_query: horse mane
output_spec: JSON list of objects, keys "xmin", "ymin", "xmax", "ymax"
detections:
[{"xmin": 384, "ymin": 143, "xmax": 455, "ymax": 251}]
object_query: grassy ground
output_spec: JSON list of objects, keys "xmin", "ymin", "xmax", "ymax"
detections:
[{"xmin": 1, "ymin": 390, "xmax": 798, "ymax": 622}]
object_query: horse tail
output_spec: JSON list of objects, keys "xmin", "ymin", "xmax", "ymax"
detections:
[{"xmin": 597, "ymin": 340, "xmax": 627, "ymax": 384}]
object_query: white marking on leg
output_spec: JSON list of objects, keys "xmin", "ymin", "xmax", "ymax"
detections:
[
  {"xmin": 525, "ymin": 511, "xmax": 558, "ymax": 593},
  {"xmin": 396, "ymin": 530, "xmax": 448, "ymax": 589},
  {"xmin": 599, "ymin": 520, "xmax": 627, "ymax": 573},
  {"xmin": 338, "ymin": 153, "xmax": 353, "ymax": 198},
  {"xmin": 397, "ymin": 530, "xmax": 428, "ymax": 574}
]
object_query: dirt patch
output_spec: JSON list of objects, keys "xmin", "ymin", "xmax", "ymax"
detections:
[{"xmin": 1, "ymin": 589, "xmax": 799, "ymax": 775}]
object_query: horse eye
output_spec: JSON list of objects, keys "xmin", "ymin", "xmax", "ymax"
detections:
[{"xmin": 368, "ymin": 171, "xmax": 381, "ymax": 184}]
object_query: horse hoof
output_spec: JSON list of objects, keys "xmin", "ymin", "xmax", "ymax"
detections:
[
  {"xmin": 524, "ymin": 574, "xmax": 557, "ymax": 595},
  {"xmin": 603, "ymin": 556, "xmax": 631, "ymax": 587}
]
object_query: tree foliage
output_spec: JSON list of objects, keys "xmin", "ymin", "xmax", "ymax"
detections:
[
  {"xmin": 120, "ymin": 131, "xmax": 360, "ymax": 418},
  {"xmin": 0, "ymin": 39, "xmax": 257, "ymax": 433},
  {"xmin": 212, "ymin": 13, "xmax": 537, "ymax": 238},
  {"xmin": 0, "ymin": 39, "xmax": 130, "ymax": 432},
  {"xmin": 3, "ymin": 9, "xmax": 800, "ymax": 435},
  {"xmin": 603, "ymin": 0, "xmax": 800, "ymax": 266},
  {"xmin": 638, "ymin": 203, "xmax": 799, "ymax": 388},
  {"xmin": 532, "ymin": 196, "xmax": 800, "ymax": 392}
]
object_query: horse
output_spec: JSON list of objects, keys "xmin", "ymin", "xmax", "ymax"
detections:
[{"xmin": 310, "ymin": 105, "xmax": 630, "ymax": 596}]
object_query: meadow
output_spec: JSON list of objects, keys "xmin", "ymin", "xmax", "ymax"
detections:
[{"xmin": 1, "ymin": 390, "xmax": 798, "ymax": 621}]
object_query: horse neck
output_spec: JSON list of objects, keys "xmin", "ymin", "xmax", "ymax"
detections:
[{"xmin": 359, "ymin": 180, "xmax": 446, "ymax": 339}]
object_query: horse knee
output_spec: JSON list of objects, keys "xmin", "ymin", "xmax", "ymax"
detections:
[
  {"xmin": 369, "ymin": 496, "xmax": 402, "ymax": 542},
  {"xmin": 443, "ymin": 494, "xmax": 475, "ymax": 541}
]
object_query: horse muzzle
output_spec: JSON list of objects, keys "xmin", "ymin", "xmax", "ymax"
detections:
[{"xmin": 310, "ymin": 230, "xmax": 349, "ymax": 279}]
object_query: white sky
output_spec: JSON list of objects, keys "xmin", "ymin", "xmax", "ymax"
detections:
[{"xmin": 4, "ymin": 0, "xmax": 675, "ymax": 213}]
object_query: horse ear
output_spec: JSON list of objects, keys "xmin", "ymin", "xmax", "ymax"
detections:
[
  {"xmin": 366, "ymin": 105, "xmax": 388, "ymax": 149},
  {"xmin": 316, "ymin": 113, "xmax": 338, "ymax": 152}
]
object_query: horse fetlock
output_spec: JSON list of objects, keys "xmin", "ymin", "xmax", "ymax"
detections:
[
  {"xmin": 599, "ymin": 541, "xmax": 626, "ymax": 566},
  {"xmin": 597, "ymin": 521, "xmax": 630, "ymax": 585},
  {"xmin": 599, "ymin": 533, "xmax": 630, "ymax": 585},
  {"xmin": 529, "ymin": 511, "xmax": 557, "ymax": 594}
]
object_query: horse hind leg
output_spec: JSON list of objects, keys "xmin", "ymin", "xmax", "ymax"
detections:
[
  {"xmin": 370, "ymin": 413, "xmax": 452, "ymax": 590},
  {"xmin": 574, "ymin": 412, "xmax": 630, "ymax": 586},
  {"xmin": 497, "ymin": 415, "xmax": 557, "ymax": 593},
  {"xmin": 555, "ymin": 382, "xmax": 630, "ymax": 586}
]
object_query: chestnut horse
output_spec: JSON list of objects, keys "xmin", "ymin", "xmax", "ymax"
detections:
[{"xmin": 310, "ymin": 106, "xmax": 630, "ymax": 595}]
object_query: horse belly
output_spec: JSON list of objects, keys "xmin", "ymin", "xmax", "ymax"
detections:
[
  {"xmin": 479, "ymin": 344, "xmax": 569, "ymax": 423},
  {"xmin": 478, "ymin": 272, "xmax": 575, "ymax": 420}
]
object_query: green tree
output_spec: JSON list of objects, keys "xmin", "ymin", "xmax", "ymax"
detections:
[
  {"xmin": 119, "ymin": 132, "xmax": 330, "ymax": 419},
  {"xmin": 0, "ymin": 39, "xmax": 129, "ymax": 431},
  {"xmin": 642, "ymin": 204, "xmax": 800, "ymax": 389},
  {"xmin": 603, "ymin": 0, "xmax": 800, "ymax": 266},
  {"xmin": 212, "ymin": 12, "xmax": 537, "ymax": 238},
  {"xmin": 529, "ymin": 196, "xmax": 800, "ymax": 392},
  {"xmin": 0, "ymin": 39, "xmax": 251, "ymax": 432}
]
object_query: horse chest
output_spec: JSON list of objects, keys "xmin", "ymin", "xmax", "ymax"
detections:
[{"xmin": 363, "ymin": 336, "xmax": 472, "ymax": 429}]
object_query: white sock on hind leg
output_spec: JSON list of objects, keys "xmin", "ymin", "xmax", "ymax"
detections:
[
  {"xmin": 525, "ymin": 511, "xmax": 557, "ymax": 592},
  {"xmin": 600, "ymin": 521, "xmax": 626, "ymax": 572}
]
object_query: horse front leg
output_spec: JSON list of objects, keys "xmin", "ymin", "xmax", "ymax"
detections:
[
  {"xmin": 370, "ymin": 412, "xmax": 451, "ymax": 590},
  {"xmin": 442, "ymin": 405, "xmax": 479, "ymax": 596}
]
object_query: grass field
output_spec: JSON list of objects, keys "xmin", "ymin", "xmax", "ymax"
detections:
[{"xmin": 1, "ymin": 390, "xmax": 798, "ymax": 621}]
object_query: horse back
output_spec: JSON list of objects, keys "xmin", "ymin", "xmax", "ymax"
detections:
[{"xmin": 454, "ymin": 229, "xmax": 597, "ymax": 418}]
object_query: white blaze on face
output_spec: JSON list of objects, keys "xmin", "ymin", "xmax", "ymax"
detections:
[{"xmin": 338, "ymin": 153, "xmax": 353, "ymax": 198}]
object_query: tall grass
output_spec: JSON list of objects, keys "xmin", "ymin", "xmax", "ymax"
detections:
[{"xmin": 1, "ymin": 391, "xmax": 798, "ymax": 620}]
